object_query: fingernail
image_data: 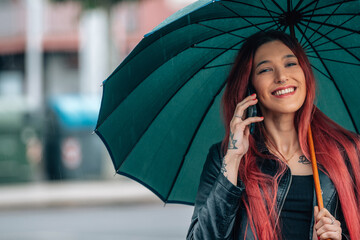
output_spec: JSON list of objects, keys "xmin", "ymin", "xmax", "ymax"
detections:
[
  {"xmin": 260, "ymin": 117, "xmax": 264, "ymax": 120},
  {"xmin": 251, "ymin": 93, "xmax": 256, "ymax": 97},
  {"xmin": 317, "ymin": 237, "xmax": 320, "ymax": 240}
]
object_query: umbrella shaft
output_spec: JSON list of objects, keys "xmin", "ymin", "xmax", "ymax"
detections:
[{"xmin": 308, "ymin": 126, "xmax": 324, "ymax": 209}]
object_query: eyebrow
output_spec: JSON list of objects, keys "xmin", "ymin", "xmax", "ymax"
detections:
[{"xmin": 255, "ymin": 54, "xmax": 297, "ymax": 69}]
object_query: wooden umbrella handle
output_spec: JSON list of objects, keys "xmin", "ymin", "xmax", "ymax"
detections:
[
  {"xmin": 308, "ymin": 126, "xmax": 331, "ymax": 240},
  {"xmin": 308, "ymin": 126, "xmax": 324, "ymax": 209}
]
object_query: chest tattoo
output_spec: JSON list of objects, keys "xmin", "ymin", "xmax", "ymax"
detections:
[{"xmin": 298, "ymin": 155, "xmax": 311, "ymax": 165}]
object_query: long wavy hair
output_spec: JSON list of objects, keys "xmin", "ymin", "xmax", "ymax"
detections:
[{"xmin": 221, "ymin": 30, "xmax": 360, "ymax": 239}]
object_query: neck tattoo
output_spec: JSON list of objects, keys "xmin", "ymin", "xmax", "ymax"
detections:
[{"xmin": 298, "ymin": 155, "xmax": 311, "ymax": 165}]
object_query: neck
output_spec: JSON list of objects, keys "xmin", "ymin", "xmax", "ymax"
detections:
[{"xmin": 262, "ymin": 111, "xmax": 300, "ymax": 156}]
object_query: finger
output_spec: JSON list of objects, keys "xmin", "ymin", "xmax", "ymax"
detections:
[
  {"xmin": 234, "ymin": 94, "xmax": 257, "ymax": 110},
  {"xmin": 242, "ymin": 93, "xmax": 257, "ymax": 102},
  {"xmin": 232, "ymin": 98, "xmax": 258, "ymax": 122},
  {"xmin": 316, "ymin": 217, "xmax": 340, "ymax": 230},
  {"xmin": 230, "ymin": 117, "xmax": 263, "ymax": 140},
  {"xmin": 316, "ymin": 217, "xmax": 341, "ymax": 230},
  {"xmin": 244, "ymin": 125, "xmax": 250, "ymax": 139},
  {"xmin": 241, "ymin": 116, "xmax": 264, "ymax": 127},
  {"xmin": 234, "ymin": 94, "xmax": 257, "ymax": 112},
  {"xmin": 314, "ymin": 206, "xmax": 319, "ymax": 220},
  {"xmin": 315, "ymin": 207, "xmax": 332, "ymax": 223},
  {"xmin": 318, "ymin": 229, "xmax": 342, "ymax": 240}
]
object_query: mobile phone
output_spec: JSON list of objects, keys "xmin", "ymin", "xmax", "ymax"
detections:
[{"xmin": 247, "ymin": 87, "xmax": 257, "ymax": 134}]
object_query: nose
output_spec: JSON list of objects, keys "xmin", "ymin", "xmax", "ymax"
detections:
[{"xmin": 275, "ymin": 68, "xmax": 287, "ymax": 84}]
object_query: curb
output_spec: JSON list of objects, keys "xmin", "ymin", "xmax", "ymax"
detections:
[{"xmin": 0, "ymin": 180, "xmax": 160, "ymax": 210}]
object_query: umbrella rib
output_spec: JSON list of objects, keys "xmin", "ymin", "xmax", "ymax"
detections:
[
  {"xmin": 195, "ymin": 19, "xmax": 277, "ymax": 44},
  {"xmin": 203, "ymin": 63, "xmax": 234, "ymax": 69},
  {"xmin": 167, "ymin": 15, "xmax": 289, "ymax": 198},
  {"xmin": 303, "ymin": 13, "xmax": 360, "ymax": 16},
  {"xmin": 196, "ymin": 20, "xmax": 276, "ymax": 40},
  {"xmin": 223, "ymin": 0, "xmax": 282, "ymax": 15},
  {"xmin": 165, "ymin": 82, "xmax": 227, "ymax": 202},
  {"xmin": 298, "ymin": 22, "xmax": 360, "ymax": 63},
  {"xmin": 304, "ymin": 15, "xmax": 357, "ymax": 49},
  {"xmin": 103, "ymin": 9, "xmax": 275, "ymax": 87},
  {"xmin": 307, "ymin": 55, "xmax": 360, "ymax": 66},
  {"xmin": 193, "ymin": 46, "xmax": 241, "ymax": 51},
  {"xmin": 300, "ymin": 0, "xmax": 353, "ymax": 14},
  {"xmin": 307, "ymin": 45, "xmax": 360, "ymax": 53},
  {"xmin": 309, "ymin": 64, "xmax": 333, "ymax": 81},
  {"xmin": 294, "ymin": 0, "xmax": 306, "ymax": 11},
  {"xmin": 299, "ymin": 0, "xmax": 320, "ymax": 44},
  {"xmin": 113, "ymin": 38, "xmax": 244, "ymax": 188},
  {"xmin": 288, "ymin": 0, "xmax": 292, "ymax": 12},
  {"xmin": 269, "ymin": 0, "xmax": 285, "ymax": 13},
  {"xmin": 218, "ymin": 2, "xmax": 272, "ymax": 32},
  {"xmin": 98, "ymin": 21, "xmax": 279, "ymax": 130},
  {"xmin": 166, "ymin": 23, "xmax": 281, "ymax": 201},
  {"xmin": 299, "ymin": 23, "xmax": 358, "ymax": 50},
  {"xmin": 163, "ymin": 40, "xmax": 246, "ymax": 202},
  {"xmin": 301, "ymin": 1, "xmax": 344, "ymax": 46},
  {"xmin": 296, "ymin": 25, "xmax": 359, "ymax": 133},
  {"xmin": 259, "ymin": 0, "xmax": 281, "ymax": 30},
  {"xmin": 196, "ymin": 23, "xmax": 246, "ymax": 40},
  {"xmin": 296, "ymin": 0, "xmax": 318, "ymax": 13},
  {"xmin": 313, "ymin": 32, "xmax": 356, "ymax": 49}
]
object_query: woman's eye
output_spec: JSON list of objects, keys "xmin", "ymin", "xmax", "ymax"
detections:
[
  {"xmin": 286, "ymin": 62, "xmax": 297, "ymax": 67},
  {"xmin": 258, "ymin": 68, "xmax": 271, "ymax": 74}
]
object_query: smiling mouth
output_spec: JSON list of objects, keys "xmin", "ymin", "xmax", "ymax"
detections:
[{"xmin": 272, "ymin": 87, "xmax": 297, "ymax": 96}]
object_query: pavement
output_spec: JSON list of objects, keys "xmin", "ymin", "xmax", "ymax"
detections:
[{"xmin": 0, "ymin": 179, "xmax": 160, "ymax": 210}]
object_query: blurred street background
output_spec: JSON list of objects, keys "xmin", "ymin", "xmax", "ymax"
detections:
[{"xmin": 0, "ymin": 0, "xmax": 196, "ymax": 239}]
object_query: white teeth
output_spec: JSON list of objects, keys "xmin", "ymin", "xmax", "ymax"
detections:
[{"xmin": 274, "ymin": 87, "xmax": 295, "ymax": 96}]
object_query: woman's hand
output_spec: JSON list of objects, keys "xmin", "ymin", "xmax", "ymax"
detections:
[
  {"xmin": 313, "ymin": 206, "xmax": 342, "ymax": 240},
  {"xmin": 221, "ymin": 94, "xmax": 264, "ymax": 185}
]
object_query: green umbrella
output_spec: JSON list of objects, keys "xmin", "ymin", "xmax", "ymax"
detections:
[{"xmin": 95, "ymin": 0, "xmax": 360, "ymax": 204}]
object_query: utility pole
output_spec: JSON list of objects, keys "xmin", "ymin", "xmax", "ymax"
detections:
[
  {"xmin": 79, "ymin": 8, "xmax": 109, "ymax": 95},
  {"xmin": 25, "ymin": 0, "xmax": 44, "ymax": 110}
]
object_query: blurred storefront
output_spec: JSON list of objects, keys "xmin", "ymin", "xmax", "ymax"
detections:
[{"xmin": 0, "ymin": 0, "xmax": 195, "ymax": 183}]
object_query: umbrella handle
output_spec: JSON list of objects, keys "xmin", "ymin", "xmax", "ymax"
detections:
[
  {"xmin": 308, "ymin": 126, "xmax": 324, "ymax": 209},
  {"xmin": 308, "ymin": 126, "xmax": 331, "ymax": 240}
]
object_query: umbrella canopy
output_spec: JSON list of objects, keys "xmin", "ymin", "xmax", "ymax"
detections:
[{"xmin": 95, "ymin": 0, "xmax": 360, "ymax": 204}]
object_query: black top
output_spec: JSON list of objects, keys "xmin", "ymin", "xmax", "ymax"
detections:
[{"xmin": 280, "ymin": 175, "xmax": 314, "ymax": 239}]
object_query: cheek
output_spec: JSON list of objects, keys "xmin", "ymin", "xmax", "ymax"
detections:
[
  {"xmin": 254, "ymin": 83, "xmax": 270, "ymax": 100},
  {"xmin": 252, "ymin": 77, "xmax": 266, "ymax": 94}
]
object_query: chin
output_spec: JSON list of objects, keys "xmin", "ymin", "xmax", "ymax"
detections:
[{"xmin": 262, "ymin": 104, "xmax": 303, "ymax": 115}]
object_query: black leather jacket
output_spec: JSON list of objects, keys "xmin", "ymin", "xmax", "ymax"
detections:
[{"xmin": 187, "ymin": 142, "xmax": 350, "ymax": 240}]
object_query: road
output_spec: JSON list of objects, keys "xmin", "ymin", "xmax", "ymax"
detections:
[{"xmin": 0, "ymin": 204, "xmax": 194, "ymax": 240}]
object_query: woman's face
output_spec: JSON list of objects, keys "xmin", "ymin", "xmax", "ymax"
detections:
[{"xmin": 251, "ymin": 40, "xmax": 306, "ymax": 116}]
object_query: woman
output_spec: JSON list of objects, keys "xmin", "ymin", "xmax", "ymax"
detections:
[{"xmin": 186, "ymin": 30, "xmax": 360, "ymax": 239}]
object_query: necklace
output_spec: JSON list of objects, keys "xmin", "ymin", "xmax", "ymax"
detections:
[{"xmin": 265, "ymin": 141, "xmax": 299, "ymax": 163}]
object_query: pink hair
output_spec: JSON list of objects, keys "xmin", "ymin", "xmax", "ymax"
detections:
[{"xmin": 221, "ymin": 30, "xmax": 360, "ymax": 239}]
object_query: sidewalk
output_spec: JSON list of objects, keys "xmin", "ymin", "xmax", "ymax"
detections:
[{"xmin": 0, "ymin": 180, "xmax": 160, "ymax": 210}]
